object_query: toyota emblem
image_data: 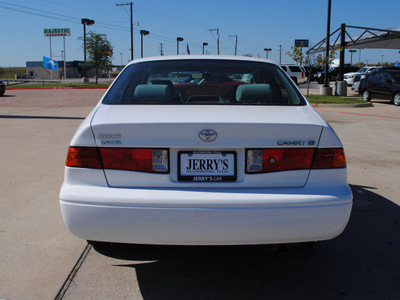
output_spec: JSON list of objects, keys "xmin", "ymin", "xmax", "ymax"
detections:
[{"xmin": 198, "ymin": 129, "xmax": 218, "ymax": 143}]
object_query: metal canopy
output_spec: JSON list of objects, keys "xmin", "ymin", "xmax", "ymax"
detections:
[
  {"xmin": 307, "ymin": 25, "xmax": 400, "ymax": 54},
  {"xmin": 307, "ymin": 24, "xmax": 400, "ymax": 82}
]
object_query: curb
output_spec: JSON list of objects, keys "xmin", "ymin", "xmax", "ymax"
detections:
[{"xmin": 311, "ymin": 102, "xmax": 373, "ymax": 108}]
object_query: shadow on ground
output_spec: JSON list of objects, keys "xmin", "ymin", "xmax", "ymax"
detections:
[{"xmin": 93, "ymin": 185, "xmax": 400, "ymax": 300}]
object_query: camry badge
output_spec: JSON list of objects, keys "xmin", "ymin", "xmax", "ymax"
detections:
[{"xmin": 199, "ymin": 129, "xmax": 218, "ymax": 143}]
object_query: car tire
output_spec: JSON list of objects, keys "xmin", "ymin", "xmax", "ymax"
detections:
[
  {"xmin": 393, "ymin": 93, "xmax": 400, "ymax": 106},
  {"xmin": 291, "ymin": 77, "xmax": 297, "ymax": 85},
  {"xmin": 362, "ymin": 90, "xmax": 371, "ymax": 102}
]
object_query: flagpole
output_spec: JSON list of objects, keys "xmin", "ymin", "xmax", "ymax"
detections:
[{"xmin": 49, "ymin": 36, "xmax": 53, "ymax": 79}]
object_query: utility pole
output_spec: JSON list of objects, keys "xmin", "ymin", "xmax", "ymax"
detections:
[
  {"xmin": 278, "ymin": 45, "xmax": 282, "ymax": 65},
  {"xmin": 160, "ymin": 43, "xmax": 164, "ymax": 56},
  {"xmin": 229, "ymin": 35, "xmax": 238, "ymax": 56},
  {"xmin": 117, "ymin": 2, "xmax": 134, "ymax": 60},
  {"xmin": 208, "ymin": 28, "xmax": 219, "ymax": 55}
]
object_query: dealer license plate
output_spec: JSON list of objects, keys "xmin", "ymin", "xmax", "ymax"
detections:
[{"xmin": 178, "ymin": 151, "xmax": 236, "ymax": 182}]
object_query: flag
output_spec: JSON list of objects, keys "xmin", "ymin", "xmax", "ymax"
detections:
[
  {"xmin": 187, "ymin": 43, "xmax": 190, "ymax": 55},
  {"xmin": 43, "ymin": 56, "xmax": 58, "ymax": 70}
]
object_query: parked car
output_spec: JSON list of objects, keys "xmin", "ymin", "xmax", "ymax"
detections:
[
  {"xmin": 60, "ymin": 55, "xmax": 352, "ymax": 246},
  {"xmin": 0, "ymin": 80, "xmax": 5, "ymax": 96},
  {"xmin": 317, "ymin": 65, "xmax": 359, "ymax": 84},
  {"xmin": 360, "ymin": 67, "xmax": 400, "ymax": 105},
  {"xmin": 280, "ymin": 65, "xmax": 307, "ymax": 84},
  {"xmin": 344, "ymin": 66, "xmax": 378, "ymax": 86},
  {"xmin": 305, "ymin": 67, "xmax": 324, "ymax": 82}
]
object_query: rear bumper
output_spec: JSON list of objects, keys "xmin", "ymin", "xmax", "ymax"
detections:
[{"xmin": 60, "ymin": 184, "xmax": 352, "ymax": 245}]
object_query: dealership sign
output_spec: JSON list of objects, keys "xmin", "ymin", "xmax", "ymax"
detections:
[
  {"xmin": 44, "ymin": 28, "xmax": 71, "ymax": 37},
  {"xmin": 295, "ymin": 39, "xmax": 309, "ymax": 47}
]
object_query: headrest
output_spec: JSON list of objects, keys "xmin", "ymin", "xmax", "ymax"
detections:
[
  {"xmin": 236, "ymin": 84, "xmax": 271, "ymax": 103},
  {"xmin": 134, "ymin": 84, "xmax": 173, "ymax": 103}
]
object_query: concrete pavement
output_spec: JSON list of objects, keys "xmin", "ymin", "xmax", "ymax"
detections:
[{"xmin": 1, "ymin": 88, "xmax": 399, "ymax": 300}]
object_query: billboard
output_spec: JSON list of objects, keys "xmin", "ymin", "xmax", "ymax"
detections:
[{"xmin": 44, "ymin": 28, "xmax": 71, "ymax": 37}]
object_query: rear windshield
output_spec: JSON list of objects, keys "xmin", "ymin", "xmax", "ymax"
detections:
[
  {"xmin": 387, "ymin": 71, "xmax": 400, "ymax": 83},
  {"xmin": 103, "ymin": 60, "xmax": 306, "ymax": 106},
  {"xmin": 288, "ymin": 66, "xmax": 302, "ymax": 72}
]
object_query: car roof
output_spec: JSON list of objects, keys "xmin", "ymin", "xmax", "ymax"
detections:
[{"xmin": 126, "ymin": 55, "xmax": 278, "ymax": 67}]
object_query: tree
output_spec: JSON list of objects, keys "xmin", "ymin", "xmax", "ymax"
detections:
[
  {"xmin": 80, "ymin": 31, "xmax": 113, "ymax": 84},
  {"xmin": 316, "ymin": 49, "xmax": 337, "ymax": 67},
  {"xmin": 286, "ymin": 45, "xmax": 304, "ymax": 66}
]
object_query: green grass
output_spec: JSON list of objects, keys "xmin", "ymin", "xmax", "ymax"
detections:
[{"xmin": 306, "ymin": 95, "xmax": 365, "ymax": 104}]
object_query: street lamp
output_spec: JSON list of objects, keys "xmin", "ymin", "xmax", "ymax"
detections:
[
  {"xmin": 81, "ymin": 18, "xmax": 95, "ymax": 64},
  {"xmin": 264, "ymin": 48, "xmax": 272, "ymax": 59},
  {"xmin": 177, "ymin": 37, "xmax": 184, "ymax": 55},
  {"xmin": 202, "ymin": 42, "xmax": 208, "ymax": 55},
  {"xmin": 81, "ymin": 18, "xmax": 94, "ymax": 80},
  {"xmin": 349, "ymin": 50, "xmax": 356, "ymax": 65},
  {"xmin": 140, "ymin": 30, "xmax": 150, "ymax": 58}
]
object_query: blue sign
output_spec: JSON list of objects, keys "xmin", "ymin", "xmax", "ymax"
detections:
[
  {"xmin": 43, "ymin": 56, "xmax": 58, "ymax": 71},
  {"xmin": 295, "ymin": 39, "xmax": 309, "ymax": 47}
]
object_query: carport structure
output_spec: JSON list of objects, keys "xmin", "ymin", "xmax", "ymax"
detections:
[{"xmin": 307, "ymin": 24, "xmax": 400, "ymax": 81}]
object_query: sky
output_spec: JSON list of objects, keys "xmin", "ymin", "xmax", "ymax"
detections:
[{"xmin": 1, "ymin": 0, "xmax": 400, "ymax": 67}]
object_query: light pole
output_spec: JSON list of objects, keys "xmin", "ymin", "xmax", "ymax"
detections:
[
  {"xmin": 81, "ymin": 18, "xmax": 94, "ymax": 81},
  {"xmin": 177, "ymin": 37, "xmax": 184, "ymax": 55},
  {"xmin": 140, "ymin": 30, "xmax": 150, "ymax": 58},
  {"xmin": 349, "ymin": 50, "xmax": 356, "ymax": 65},
  {"xmin": 264, "ymin": 48, "xmax": 272, "ymax": 59},
  {"xmin": 324, "ymin": 0, "xmax": 331, "ymax": 88},
  {"xmin": 382, "ymin": 55, "xmax": 384, "ymax": 66},
  {"xmin": 202, "ymin": 42, "xmax": 208, "ymax": 55},
  {"xmin": 120, "ymin": 53, "xmax": 123, "ymax": 65}
]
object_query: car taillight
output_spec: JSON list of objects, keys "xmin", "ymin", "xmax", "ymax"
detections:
[
  {"xmin": 100, "ymin": 148, "xmax": 169, "ymax": 173},
  {"xmin": 312, "ymin": 148, "xmax": 346, "ymax": 169},
  {"xmin": 246, "ymin": 148, "xmax": 346, "ymax": 173},
  {"xmin": 246, "ymin": 148, "xmax": 315, "ymax": 173},
  {"xmin": 66, "ymin": 147, "xmax": 169, "ymax": 173},
  {"xmin": 66, "ymin": 147, "xmax": 103, "ymax": 169}
]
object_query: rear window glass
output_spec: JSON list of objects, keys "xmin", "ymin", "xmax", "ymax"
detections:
[
  {"xmin": 288, "ymin": 66, "xmax": 302, "ymax": 72},
  {"xmin": 103, "ymin": 60, "xmax": 306, "ymax": 106},
  {"xmin": 387, "ymin": 71, "xmax": 400, "ymax": 83}
]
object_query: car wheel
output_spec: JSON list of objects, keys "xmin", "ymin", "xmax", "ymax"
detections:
[
  {"xmin": 393, "ymin": 93, "xmax": 400, "ymax": 106},
  {"xmin": 362, "ymin": 90, "xmax": 371, "ymax": 102},
  {"xmin": 291, "ymin": 77, "xmax": 298, "ymax": 85}
]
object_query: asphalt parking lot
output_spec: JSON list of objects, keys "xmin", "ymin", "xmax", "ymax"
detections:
[{"xmin": 1, "ymin": 88, "xmax": 399, "ymax": 300}]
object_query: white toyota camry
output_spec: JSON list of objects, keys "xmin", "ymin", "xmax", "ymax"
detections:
[{"xmin": 60, "ymin": 56, "xmax": 352, "ymax": 245}]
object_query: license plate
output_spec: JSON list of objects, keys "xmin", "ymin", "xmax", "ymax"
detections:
[{"xmin": 178, "ymin": 151, "xmax": 236, "ymax": 182}]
